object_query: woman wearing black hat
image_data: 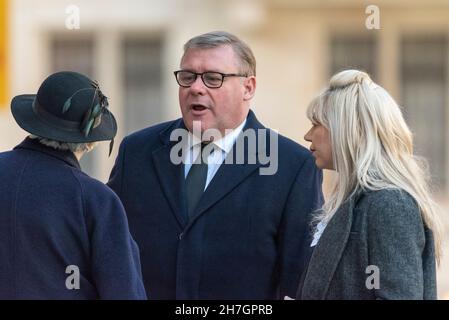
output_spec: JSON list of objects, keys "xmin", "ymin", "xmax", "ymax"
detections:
[{"xmin": 0, "ymin": 71, "xmax": 147, "ymax": 299}]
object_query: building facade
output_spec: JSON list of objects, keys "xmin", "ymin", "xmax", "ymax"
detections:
[{"xmin": 1, "ymin": 0, "xmax": 449, "ymax": 297}]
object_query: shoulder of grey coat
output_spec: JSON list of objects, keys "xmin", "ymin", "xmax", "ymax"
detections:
[{"xmin": 298, "ymin": 188, "xmax": 437, "ymax": 300}]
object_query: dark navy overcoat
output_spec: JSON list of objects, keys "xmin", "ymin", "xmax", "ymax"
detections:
[
  {"xmin": 108, "ymin": 110, "xmax": 323, "ymax": 299},
  {"xmin": 0, "ymin": 138, "xmax": 147, "ymax": 299}
]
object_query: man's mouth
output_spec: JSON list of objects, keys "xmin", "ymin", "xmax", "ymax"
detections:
[{"xmin": 190, "ymin": 104, "xmax": 209, "ymax": 112}]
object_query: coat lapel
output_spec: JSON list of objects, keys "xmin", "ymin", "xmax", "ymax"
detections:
[
  {"xmin": 183, "ymin": 110, "xmax": 266, "ymax": 230},
  {"xmin": 299, "ymin": 196, "xmax": 356, "ymax": 299},
  {"xmin": 151, "ymin": 111, "xmax": 268, "ymax": 231},
  {"xmin": 186, "ymin": 152, "xmax": 262, "ymax": 229},
  {"xmin": 152, "ymin": 119, "xmax": 188, "ymax": 228}
]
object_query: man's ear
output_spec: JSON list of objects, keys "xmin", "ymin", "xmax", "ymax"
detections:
[{"xmin": 243, "ymin": 76, "xmax": 256, "ymax": 101}]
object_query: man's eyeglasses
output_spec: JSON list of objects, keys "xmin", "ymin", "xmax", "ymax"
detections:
[{"xmin": 174, "ymin": 70, "xmax": 247, "ymax": 89}]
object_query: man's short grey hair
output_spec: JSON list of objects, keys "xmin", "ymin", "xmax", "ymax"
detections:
[
  {"xmin": 183, "ymin": 31, "xmax": 256, "ymax": 76},
  {"xmin": 29, "ymin": 135, "xmax": 92, "ymax": 153}
]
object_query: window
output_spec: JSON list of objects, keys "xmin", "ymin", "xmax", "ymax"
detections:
[
  {"xmin": 401, "ymin": 35, "xmax": 447, "ymax": 189},
  {"xmin": 52, "ymin": 37, "xmax": 94, "ymax": 78},
  {"xmin": 51, "ymin": 36, "xmax": 97, "ymax": 177},
  {"xmin": 122, "ymin": 37, "xmax": 164, "ymax": 134},
  {"xmin": 330, "ymin": 34, "xmax": 377, "ymax": 79}
]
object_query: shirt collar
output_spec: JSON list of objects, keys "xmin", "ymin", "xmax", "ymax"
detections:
[
  {"xmin": 189, "ymin": 118, "xmax": 247, "ymax": 154},
  {"xmin": 214, "ymin": 118, "xmax": 247, "ymax": 153}
]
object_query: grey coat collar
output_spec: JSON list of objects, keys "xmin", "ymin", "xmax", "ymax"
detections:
[{"xmin": 298, "ymin": 193, "xmax": 361, "ymax": 299}]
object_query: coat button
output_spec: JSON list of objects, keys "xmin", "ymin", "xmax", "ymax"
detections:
[{"xmin": 179, "ymin": 232, "xmax": 184, "ymax": 240}]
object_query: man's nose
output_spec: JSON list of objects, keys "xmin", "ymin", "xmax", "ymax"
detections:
[{"xmin": 189, "ymin": 76, "xmax": 207, "ymax": 94}]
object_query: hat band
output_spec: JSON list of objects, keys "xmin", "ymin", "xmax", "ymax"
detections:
[{"xmin": 32, "ymin": 99, "xmax": 82, "ymax": 132}]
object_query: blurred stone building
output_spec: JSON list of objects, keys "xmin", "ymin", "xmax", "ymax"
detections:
[{"xmin": 1, "ymin": 0, "xmax": 449, "ymax": 298}]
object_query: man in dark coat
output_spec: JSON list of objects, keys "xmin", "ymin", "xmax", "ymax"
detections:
[
  {"xmin": 108, "ymin": 31, "xmax": 323, "ymax": 299},
  {"xmin": 0, "ymin": 71, "xmax": 147, "ymax": 299}
]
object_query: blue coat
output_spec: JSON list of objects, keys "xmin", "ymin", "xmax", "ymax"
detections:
[
  {"xmin": 108, "ymin": 110, "xmax": 323, "ymax": 299},
  {"xmin": 0, "ymin": 138, "xmax": 147, "ymax": 299}
]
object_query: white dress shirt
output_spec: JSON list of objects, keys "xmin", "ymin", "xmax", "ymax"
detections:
[
  {"xmin": 184, "ymin": 118, "xmax": 247, "ymax": 190},
  {"xmin": 310, "ymin": 220, "xmax": 327, "ymax": 247}
]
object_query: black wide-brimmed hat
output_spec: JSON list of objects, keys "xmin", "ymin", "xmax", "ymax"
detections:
[{"xmin": 11, "ymin": 71, "xmax": 117, "ymax": 148}]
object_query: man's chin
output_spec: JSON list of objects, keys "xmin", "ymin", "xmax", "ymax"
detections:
[
  {"xmin": 186, "ymin": 120, "xmax": 224, "ymax": 139},
  {"xmin": 186, "ymin": 116, "xmax": 209, "ymax": 130},
  {"xmin": 190, "ymin": 107, "xmax": 210, "ymax": 117}
]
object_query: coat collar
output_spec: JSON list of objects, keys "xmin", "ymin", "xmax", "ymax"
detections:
[
  {"xmin": 14, "ymin": 137, "xmax": 81, "ymax": 170},
  {"xmin": 298, "ymin": 193, "xmax": 362, "ymax": 299},
  {"xmin": 151, "ymin": 109, "xmax": 266, "ymax": 229}
]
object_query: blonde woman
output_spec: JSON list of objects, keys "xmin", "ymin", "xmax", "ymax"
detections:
[{"xmin": 297, "ymin": 69, "xmax": 442, "ymax": 300}]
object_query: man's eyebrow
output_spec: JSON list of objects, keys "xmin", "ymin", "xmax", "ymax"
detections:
[{"xmin": 178, "ymin": 69, "xmax": 227, "ymax": 74}]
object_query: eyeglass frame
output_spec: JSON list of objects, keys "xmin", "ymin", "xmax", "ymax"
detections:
[{"xmin": 173, "ymin": 70, "xmax": 248, "ymax": 89}]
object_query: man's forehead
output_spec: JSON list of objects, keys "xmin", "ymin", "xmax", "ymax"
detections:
[{"xmin": 180, "ymin": 45, "xmax": 239, "ymax": 69}]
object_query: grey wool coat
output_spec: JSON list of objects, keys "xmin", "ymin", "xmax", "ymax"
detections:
[{"xmin": 297, "ymin": 189, "xmax": 437, "ymax": 300}]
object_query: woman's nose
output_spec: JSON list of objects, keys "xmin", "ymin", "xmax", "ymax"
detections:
[{"xmin": 304, "ymin": 129, "xmax": 312, "ymax": 142}]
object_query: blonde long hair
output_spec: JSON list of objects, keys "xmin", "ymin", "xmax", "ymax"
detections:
[{"xmin": 307, "ymin": 69, "xmax": 443, "ymax": 262}]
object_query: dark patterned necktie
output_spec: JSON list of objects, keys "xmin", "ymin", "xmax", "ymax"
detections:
[{"xmin": 185, "ymin": 143, "xmax": 210, "ymax": 219}]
